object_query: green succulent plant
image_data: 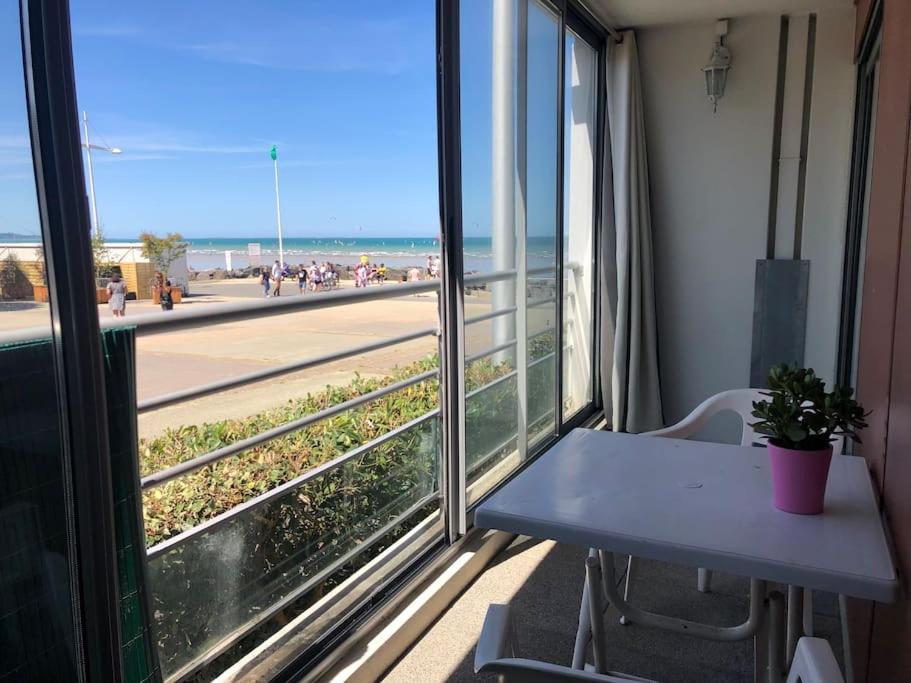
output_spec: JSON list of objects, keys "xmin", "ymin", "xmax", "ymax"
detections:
[{"xmin": 750, "ymin": 363, "xmax": 869, "ymax": 451}]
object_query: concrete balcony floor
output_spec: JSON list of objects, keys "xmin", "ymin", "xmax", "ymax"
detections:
[{"xmin": 382, "ymin": 538, "xmax": 845, "ymax": 682}]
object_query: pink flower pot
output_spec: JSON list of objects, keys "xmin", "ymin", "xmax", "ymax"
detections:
[{"xmin": 768, "ymin": 442, "xmax": 834, "ymax": 514}]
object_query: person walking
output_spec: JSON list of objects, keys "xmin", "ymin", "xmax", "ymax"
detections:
[
  {"xmin": 271, "ymin": 259, "xmax": 283, "ymax": 297},
  {"xmin": 160, "ymin": 279, "xmax": 174, "ymax": 311},
  {"xmin": 297, "ymin": 264, "xmax": 308, "ymax": 294},
  {"xmin": 309, "ymin": 260, "xmax": 322, "ymax": 292},
  {"xmin": 261, "ymin": 266, "xmax": 271, "ymax": 297},
  {"xmin": 107, "ymin": 273, "xmax": 127, "ymax": 318}
]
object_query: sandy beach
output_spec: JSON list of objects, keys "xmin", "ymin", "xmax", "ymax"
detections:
[{"xmin": 1, "ymin": 277, "xmax": 556, "ymax": 439}]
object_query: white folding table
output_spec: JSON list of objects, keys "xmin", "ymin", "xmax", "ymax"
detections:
[{"xmin": 475, "ymin": 428, "xmax": 898, "ymax": 682}]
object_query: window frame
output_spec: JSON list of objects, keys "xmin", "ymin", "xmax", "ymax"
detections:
[
  {"xmin": 18, "ymin": 0, "xmax": 123, "ymax": 677},
  {"xmin": 835, "ymin": 0, "xmax": 882, "ymax": 388},
  {"xmin": 13, "ymin": 0, "xmax": 612, "ymax": 677}
]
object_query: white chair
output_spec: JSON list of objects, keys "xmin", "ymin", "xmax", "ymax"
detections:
[
  {"xmin": 626, "ymin": 389, "xmax": 847, "ymax": 660},
  {"xmin": 475, "ymin": 600, "xmax": 844, "ymax": 682},
  {"xmin": 634, "ymin": 388, "xmax": 769, "ymax": 597}
]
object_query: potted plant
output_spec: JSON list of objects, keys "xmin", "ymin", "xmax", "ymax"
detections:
[
  {"xmin": 750, "ymin": 363, "xmax": 868, "ymax": 514},
  {"xmin": 139, "ymin": 231, "xmax": 187, "ymax": 304}
]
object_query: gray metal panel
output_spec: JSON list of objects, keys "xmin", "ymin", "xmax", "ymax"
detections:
[{"xmin": 750, "ymin": 259, "xmax": 810, "ymax": 387}]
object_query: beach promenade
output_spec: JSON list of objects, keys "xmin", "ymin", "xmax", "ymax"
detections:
[{"xmin": 1, "ymin": 278, "xmax": 555, "ymax": 439}]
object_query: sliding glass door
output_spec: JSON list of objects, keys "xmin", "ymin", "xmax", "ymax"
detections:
[
  {"xmin": 562, "ymin": 25, "xmax": 598, "ymax": 421},
  {"xmin": 459, "ymin": 0, "xmax": 562, "ymax": 506},
  {"xmin": 458, "ymin": 0, "xmax": 601, "ymax": 508}
]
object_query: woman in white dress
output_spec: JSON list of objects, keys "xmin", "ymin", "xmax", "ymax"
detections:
[{"xmin": 107, "ymin": 273, "xmax": 127, "ymax": 317}]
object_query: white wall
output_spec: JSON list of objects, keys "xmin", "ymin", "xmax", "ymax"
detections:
[{"xmin": 636, "ymin": 8, "xmax": 855, "ymax": 441}]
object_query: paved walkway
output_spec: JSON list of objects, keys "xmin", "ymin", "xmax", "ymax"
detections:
[{"xmin": 1, "ymin": 279, "xmax": 557, "ymax": 439}]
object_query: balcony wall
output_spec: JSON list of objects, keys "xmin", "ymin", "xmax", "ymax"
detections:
[{"xmin": 635, "ymin": 8, "xmax": 855, "ymax": 439}]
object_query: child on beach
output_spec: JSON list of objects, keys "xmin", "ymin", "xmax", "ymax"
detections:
[{"xmin": 261, "ymin": 267, "xmax": 271, "ymax": 297}]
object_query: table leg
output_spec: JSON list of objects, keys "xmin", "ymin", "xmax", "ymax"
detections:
[
  {"xmin": 754, "ymin": 583, "xmax": 769, "ymax": 683},
  {"xmin": 768, "ymin": 591, "xmax": 786, "ymax": 683},
  {"xmin": 572, "ymin": 577, "xmax": 591, "ymax": 670},
  {"xmin": 586, "ymin": 555, "xmax": 610, "ymax": 674},
  {"xmin": 786, "ymin": 585, "xmax": 804, "ymax": 668}
]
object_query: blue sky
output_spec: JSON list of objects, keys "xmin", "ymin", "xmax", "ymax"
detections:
[
  {"xmin": 1, "ymin": 1, "xmax": 562, "ymax": 242},
  {"xmin": 1, "ymin": 0, "xmax": 441, "ymax": 239}
]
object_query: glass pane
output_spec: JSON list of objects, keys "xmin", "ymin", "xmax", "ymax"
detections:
[
  {"xmin": 147, "ymin": 416, "xmax": 439, "ymax": 678},
  {"xmin": 68, "ymin": 1, "xmax": 443, "ymax": 677},
  {"xmin": 526, "ymin": 2, "xmax": 559, "ymax": 445},
  {"xmin": 461, "ymin": 0, "xmax": 560, "ymax": 506},
  {"xmin": 0, "ymin": 3, "xmax": 79, "ymax": 680},
  {"xmin": 562, "ymin": 29, "xmax": 597, "ymax": 420}
]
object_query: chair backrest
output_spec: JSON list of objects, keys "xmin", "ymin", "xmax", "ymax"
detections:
[
  {"xmin": 474, "ymin": 604, "xmax": 638, "ymax": 683},
  {"xmin": 786, "ymin": 637, "xmax": 845, "ymax": 683},
  {"xmin": 643, "ymin": 389, "xmax": 766, "ymax": 447},
  {"xmin": 643, "ymin": 388, "xmax": 845, "ymax": 455},
  {"xmin": 475, "ymin": 604, "xmax": 843, "ymax": 683}
]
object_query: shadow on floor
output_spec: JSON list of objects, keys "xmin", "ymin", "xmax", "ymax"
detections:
[{"xmin": 383, "ymin": 541, "xmax": 844, "ymax": 682}]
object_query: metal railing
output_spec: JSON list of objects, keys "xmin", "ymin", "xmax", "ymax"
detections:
[{"xmin": 3, "ymin": 265, "xmax": 561, "ymax": 680}]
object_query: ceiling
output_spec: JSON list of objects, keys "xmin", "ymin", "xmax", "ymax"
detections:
[{"xmin": 584, "ymin": 0, "xmax": 853, "ymax": 28}]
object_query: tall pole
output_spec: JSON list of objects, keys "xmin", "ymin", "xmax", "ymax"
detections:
[
  {"xmin": 272, "ymin": 146, "xmax": 285, "ymax": 266},
  {"xmin": 83, "ymin": 110, "xmax": 100, "ymax": 238}
]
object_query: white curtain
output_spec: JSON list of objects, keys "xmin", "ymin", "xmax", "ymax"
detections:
[{"xmin": 600, "ymin": 31, "xmax": 663, "ymax": 433}]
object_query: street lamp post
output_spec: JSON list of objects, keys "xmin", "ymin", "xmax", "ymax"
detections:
[
  {"xmin": 81, "ymin": 110, "xmax": 121, "ymax": 239},
  {"xmin": 270, "ymin": 145, "xmax": 285, "ymax": 266}
]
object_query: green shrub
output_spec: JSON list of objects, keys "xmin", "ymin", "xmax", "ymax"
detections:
[{"xmin": 141, "ymin": 354, "xmax": 513, "ymax": 546}]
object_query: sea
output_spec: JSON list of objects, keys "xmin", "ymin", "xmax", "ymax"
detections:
[
  {"xmin": 1, "ymin": 233, "xmax": 558, "ymax": 273},
  {"xmin": 177, "ymin": 236, "xmax": 557, "ymax": 273}
]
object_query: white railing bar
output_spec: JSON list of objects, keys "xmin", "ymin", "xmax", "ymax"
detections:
[
  {"xmin": 464, "ymin": 268, "xmax": 517, "ymax": 286},
  {"xmin": 465, "ymin": 339, "xmax": 516, "ymax": 363},
  {"xmin": 464, "ymin": 306, "xmax": 517, "ymax": 326},
  {"xmin": 140, "ymin": 369, "xmax": 439, "ymax": 490},
  {"xmin": 528, "ymin": 296, "xmax": 556, "ymax": 309},
  {"xmin": 529, "ymin": 350, "xmax": 556, "ymax": 369},
  {"xmin": 1, "ymin": 269, "xmax": 531, "ymax": 345},
  {"xmin": 0, "ymin": 279, "xmax": 443, "ymax": 345},
  {"xmin": 145, "ymin": 410, "xmax": 439, "ymax": 558},
  {"xmin": 465, "ymin": 368, "xmax": 518, "ymax": 400},
  {"xmin": 138, "ymin": 325, "xmax": 438, "ymax": 413},
  {"xmin": 529, "ymin": 326, "xmax": 555, "ymax": 340}
]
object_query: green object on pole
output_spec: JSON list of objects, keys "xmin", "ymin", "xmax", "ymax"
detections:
[{"xmin": 270, "ymin": 145, "xmax": 277, "ymax": 161}]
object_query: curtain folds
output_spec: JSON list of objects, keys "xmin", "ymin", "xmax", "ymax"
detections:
[{"xmin": 600, "ymin": 31, "xmax": 663, "ymax": 433}]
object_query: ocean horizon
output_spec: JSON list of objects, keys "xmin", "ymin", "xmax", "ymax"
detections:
[
  {"xmin": 2, "ymin": 234, "xmax": 558, "ymax": 272},
  {"xmin": 149, "ymin": 235, "xmax": 556, "ymax": 272}
]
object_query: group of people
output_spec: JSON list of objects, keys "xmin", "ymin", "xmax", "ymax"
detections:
[
  {"xmin": 300, "ymin": 260, "xmax": 339, "ymax": 293},
  {"xmin": 353, "ymin": 257, "xmax": 387, "ymax": 288},
  {"xmin": 260, "ymin": 260, "xmax": 340, "ymax": 297},
  {"xmin": 106, "ymin": 270, "xmax": 176, "ymax": 317}
]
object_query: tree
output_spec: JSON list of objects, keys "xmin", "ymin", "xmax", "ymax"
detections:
[
  {"xmin": 0, "ymin": 254, "xmax": 31, "ymax": 300},
  {"xmin": 139, "ymin": 231, "xmax": 188, "ymax": 277},
  {"xmin": 91, "ymin": 227, "xmax": 117, "ymax": 279}
]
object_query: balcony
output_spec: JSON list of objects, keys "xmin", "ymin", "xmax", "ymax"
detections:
[{"xmin": 3, "ymin": 0, "xmax": 910, "ymax": 681}]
